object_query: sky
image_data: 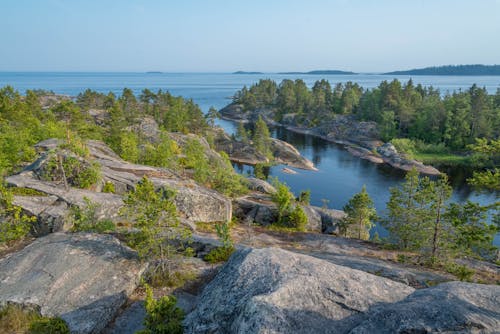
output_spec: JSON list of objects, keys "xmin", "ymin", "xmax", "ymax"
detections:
[{"xmin": 1, "ymin": 0, "xmax": 499, "ymax": 72}]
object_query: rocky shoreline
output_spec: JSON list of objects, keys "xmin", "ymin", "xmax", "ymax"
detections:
[{"xmin": 220, "ymin": 105, "xmax": 441, "ymax": 176}]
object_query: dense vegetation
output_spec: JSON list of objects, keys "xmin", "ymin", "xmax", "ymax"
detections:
[
  {"xmin": 0, "ymin": 86, "xmax": 248, "ymax": 197},
  {"xmin": 234, "ymin": 79, "xmax": 499, "ymax": 150},
  {"xmin": 382, "ymin": 168, "xmax": 499, "ymax": 263},
  {"xmin": 384, "ymin": 64, "xmax": 500, "ymax": 76}
]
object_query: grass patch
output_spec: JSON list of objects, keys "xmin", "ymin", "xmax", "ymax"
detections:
[
  {"xmin": 0, "ymin": 304, "xmax": 69, "ymax": 334},
  {"xmin": 194, "ymin": 221, "xmax": 217, "ymax": 233},
  {"xmin": 413, "ymin": 153, "xmax": 470, "ymax": 165},
  {"xmin": 9, "ymin": 188, "xmax": 48, "ymax": 197}
]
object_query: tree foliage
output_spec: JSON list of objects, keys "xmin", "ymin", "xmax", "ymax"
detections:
[
  {"xmin": 233, "ymin": 79, "xmax": 500, "ymax": 155},
  {"xmin": 122, "ymin": 177, "xmax": 190, "ymax": 279},
  {"xmin": 340, "ymin": 185, "xmax": 376, "ymax": 240}
]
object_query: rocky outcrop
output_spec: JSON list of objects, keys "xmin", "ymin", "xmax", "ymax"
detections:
[
  {"xmin": 376, "ymin": 142, "xmax": 441, "ymax": 175},
  {"xmin": 213, "ymin": 129, "xmax": 316, "ymax": 170},
  {"xmin": 184, "ymin": 247, "xmax": 500, "ymax": 334},
  {"xmin": 184, "ymin": 247, "xmax": 415, "ymax": 334},
  {"xmin": 234, "ymin": 193, "xmax": 345, "ymax": 233},
  {"xmin": 6, "ymin": 139, "xmax": 232, "ymax": 235},
  {"xmin": 245, "ymin": 177, "xmax": 276, "ymax": 194},
  {"xmin": 234, "ymin": 193, "xmax": 278, "ymax": 226},
  {"xmin": 0, "ymin": 232, "xmax": 146, "ymax": 334},
  {"xmin": 270, "ymin": 138, "xmax": 317, "ymax": 170},
  {"xmin": 350, "ymin": 282, "xmax": 500, "ymax": 333},
  {"xmin": 7, "ymin": 174, "xmax": 124, "ymax": 235}
]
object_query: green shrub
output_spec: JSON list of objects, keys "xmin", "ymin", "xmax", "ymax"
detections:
[
  {"xmin": 0, "ymin": 184, "xmax": 36, "ymax": 244},
  {"xmin": 102, "ymin": 181, "xmax": 116, "ymax": 193},
  {"xmin": 137, "ymin": 285, "xmax": 185, "ymax": 334},
  {"xmin": 204, "ymin": 246, "xmax": 235, "ymax": 263},
  {"xmin": 29, "ymin": 317, "xmax": 70, "ymax": 334},
  {"xmin": 60, "ymin": 138, "xmax": 89, "ymax": 157},
  {"xmin": 69, "ymin": 197, "xmax": 115, "ymax": 233},
  {"xmin": 41, "ymin": 155, "xmax": 101, "ymax": 189},
  {"xmin": 444, "ymin": 262, "xmax": 475, "ymax": 282},
  {"xmin": 391, "ymin": 138, "xmax": 416, "ymax": 159},
  {"xmin": 287, "ymin": 205, "xmax": 308, "ymax": 231},
  {"xmin": 297, "ymin": 190, "xmax": 311, "ymax": 205}
]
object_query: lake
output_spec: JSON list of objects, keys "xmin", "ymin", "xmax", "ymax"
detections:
[{"xmin": 0, "ymin": 72, "xmax": 498, "ymax": 242}]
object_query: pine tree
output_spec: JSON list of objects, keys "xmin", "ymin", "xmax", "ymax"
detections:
[
  {"xmin": 428, "ymin": 175, "xmax": 453, "ymax": 260},
  {"xmin": 383, "ymin": 168, "xmax": 434, "ymax": 249},
  {"xmin": 206, "ymin": 106, "xmax": 220, "ymax": 127},
  {"xmin": 341, "ymin": 185, "xmax": 376, "ymax": 240},
  {"xmin": 253, "ymin": 116, "xmax": 272, "ymax": 158},
  {"xmin": 236, "ymin": 121, "xmax": 249, "ymax": 143},
  {"xmin": 122, "ymin": 177, "xmax": 189, "ymax": 278}
]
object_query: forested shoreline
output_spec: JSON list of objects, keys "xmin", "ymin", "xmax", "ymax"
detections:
[{"xmin": 230, "ymin": 78, "xmax": 499, "ymax": 189}]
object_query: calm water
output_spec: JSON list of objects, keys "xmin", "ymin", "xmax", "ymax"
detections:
[{"xmin": 1, "ymin": 72, "xmax": 498, "ymax": 241}]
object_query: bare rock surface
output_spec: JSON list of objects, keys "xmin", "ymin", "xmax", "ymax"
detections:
[
  {"xmin": 350, "ymin": 282, "xmax": 500, "ymax": 334},
  {"xmin": 0, "ymin": 232, "xmax": 146, "ymax": 334},
  {"xmin": 213, "ymin": 129, "xmax": 316, "ymax": 170},
  {"xmin": 246, "ymin": 177, "xmax": 276, "ymax": 194},
  {"xmin": 184, "ymin": 247, "xmax": 415, "ymax": 334}
]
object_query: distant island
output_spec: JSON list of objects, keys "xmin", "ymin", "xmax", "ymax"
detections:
[
  {"xmin": 233, "ymin": 71, "xmax": 264, "ymax": 74},
  {"xmin": 384, "ymin": 64, "xmax": 500, "ymax": 76},
  {"xmin": 279, "ymin": 70, "xmax": 356, "ymax": 75},
  {"xmin": 146, "ymin": 71, "xmax": 162, "ymax": 74}
]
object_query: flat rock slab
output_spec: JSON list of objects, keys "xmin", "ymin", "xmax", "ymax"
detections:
[
  {"xmin": 0, "ymin": 233, "xmax": 146, "ymax": 334},
  {"xmin": 350, "ymin": 282, "xmax": 500, "ymax": 333},
  {"xmin": 184, "ymin": 247, "xmax": 415, "ymax": 334}
]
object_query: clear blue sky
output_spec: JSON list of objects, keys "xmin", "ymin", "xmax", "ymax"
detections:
[{"xmin": 1, "ymin": 0, "xmax": 499, "ymax": 72}]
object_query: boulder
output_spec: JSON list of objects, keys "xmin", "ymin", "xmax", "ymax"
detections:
[
  {"xmin": 0, "ymin": 233, "xmax": 146, "ymax": 334},
  {"xmin": 184, "ymin": 247, "xmax": 415, "ymax": 334},
  {"xmin": 314, "ymin": 207, "xmax": 346, "ymax": 234},
  {"xmin": 128, "ymin": 116, "xmax": 161, "ymax": 143},
  {"xmin": 270, "ymin": 138, "xmax": 317, "ymax": 170},
  {"xmin": 234, "ymin": 194, "xmax": 278, "ymax": 226},
  {"xmin": 246, "ymin": 177, "xmax": 276, "ymax": 194},
  {"xmin": 300, "ymin": 204, "xmax": 322, "ymax": 232},
  {"xmin": 11, "ymin": 195, "xmax": 69, "ymax": 235},
  {"xmin": 350, "ymin": 282, "xmax": 500, "ymax": 333}
]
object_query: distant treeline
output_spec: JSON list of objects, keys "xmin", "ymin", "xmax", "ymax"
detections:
[
  {"xmin": 233, "ymin": 79, "xmax": 500, "ymax": 151},
  {"xmin": 385, "ymin": 64, "xmax": 500, "ymax": 76}
]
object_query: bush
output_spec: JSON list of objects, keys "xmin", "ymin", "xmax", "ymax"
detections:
[
  {"xmin": 0, "ymin": 184, "xmax": 36, "ymax": 244},
  {"xmin": 297, "ymin": 190, "xmax": 311, "ymax": 205},
  {"xmin": 137, "ymin": 285, "xmax": 185, "ymax": 334},
  {"xmin": 29, "ymin": 317, "xmax": 70, "ymax": 334},
  {"xmin": 0, "ymin": 304, "xmax": 69, "ymax": 334},
  {"xmin": 69, "ymin": 197, "xmax": 115, "ymax": 233},
  {"xmin": 41, "ymin": 155, "xmax": 101, "ymax": 189},
  {"xmin": 391, "ymin": 138, "xmax": 416, "ymax": 158},
  {"xmin": 102, "ymin": 181, "xmax": 115, "ymax": 193},
  {"xmin": 444, "ymin": 262, "xmax": 475, "ymax": 282},
  {"xmin": 204, "ymin": 246, "xmax": 235, "ymax": 263},
  {"xmin": 287, "ymin": 205, "xmax": 308, "ymax": 231}
]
